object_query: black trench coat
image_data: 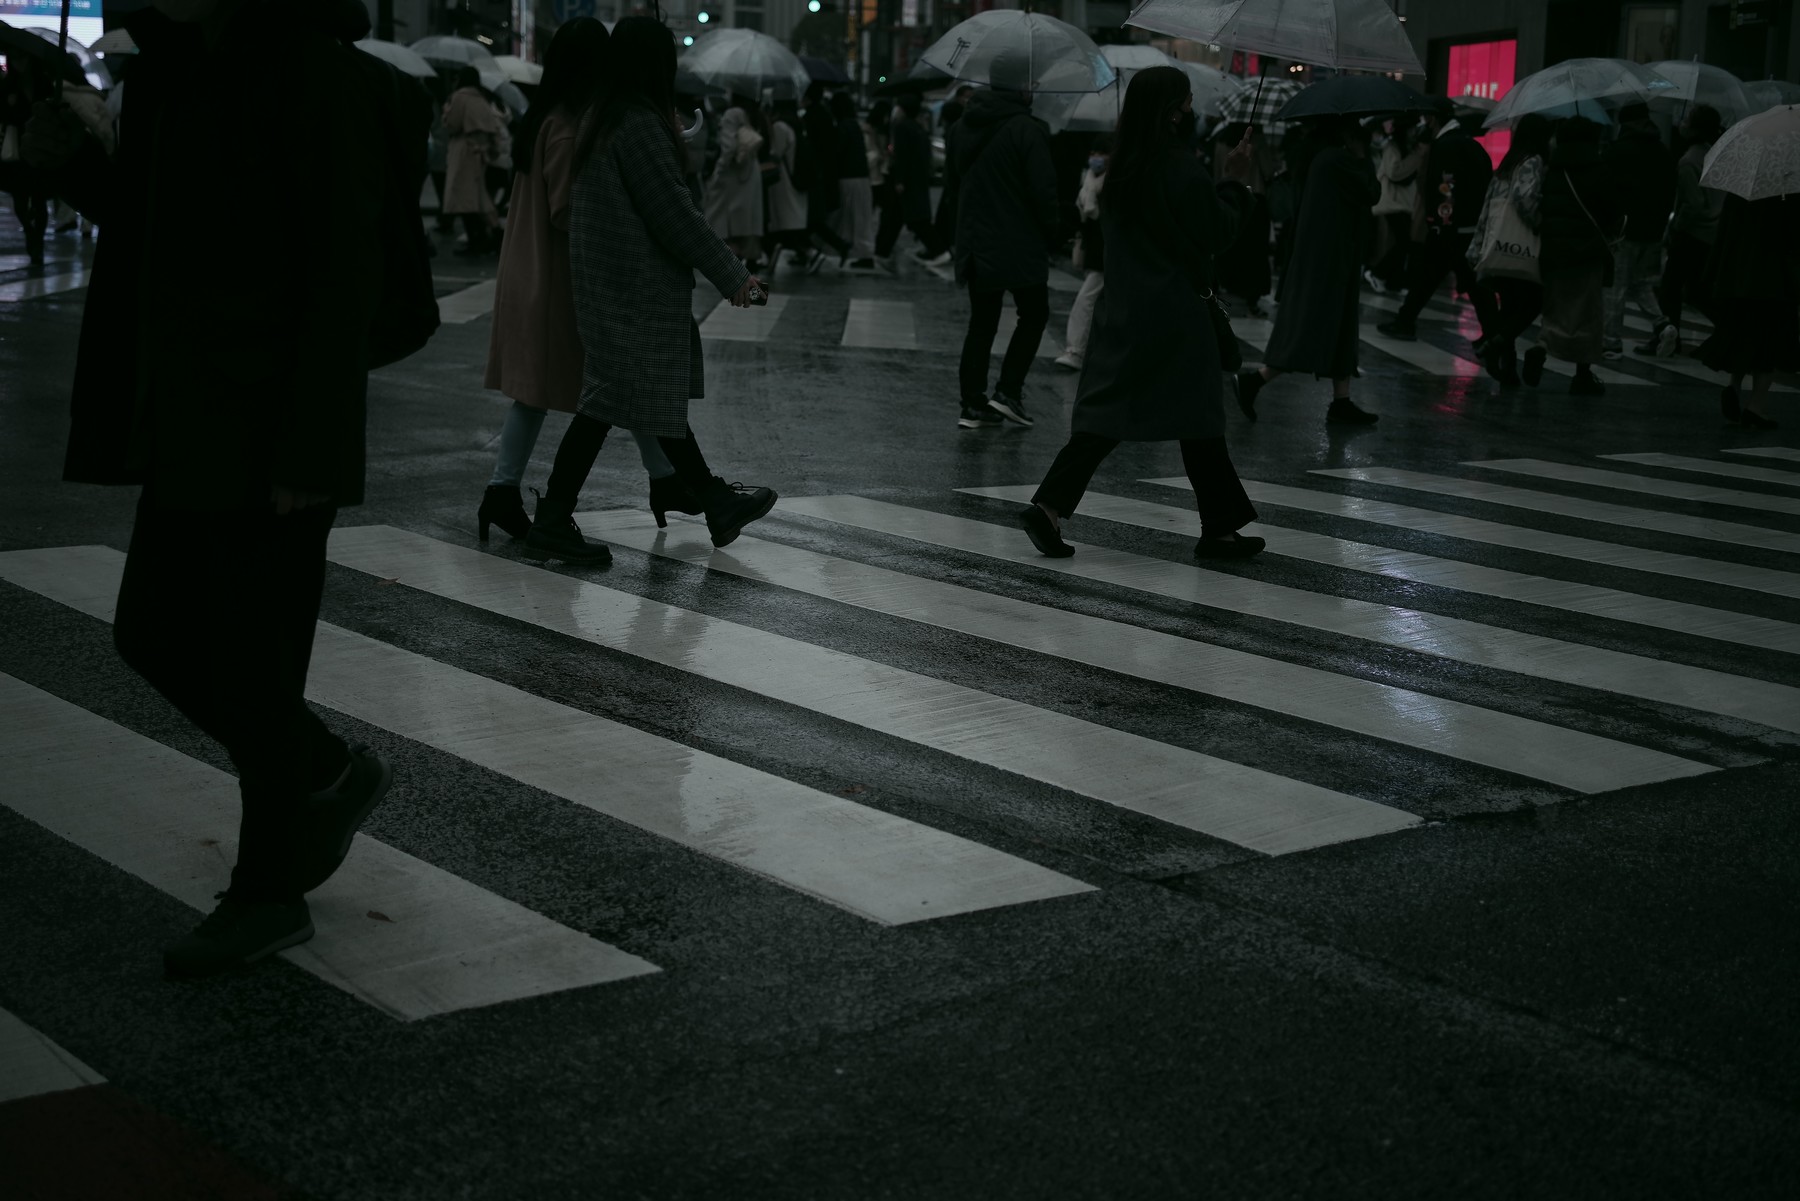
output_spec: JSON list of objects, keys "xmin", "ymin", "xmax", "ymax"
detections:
[
  {"xmin": 1264, "ymin": 145, "xmax": 1380, "ymax": 379},
  {"xmin": 1071, "ymin": 152, "xmax": 1248, "ymax": 442}
]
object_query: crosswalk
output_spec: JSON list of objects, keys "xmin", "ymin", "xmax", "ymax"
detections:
[{"xmin": 3, "ymin": 445, "xmax": 1798, "ymax": 1038}]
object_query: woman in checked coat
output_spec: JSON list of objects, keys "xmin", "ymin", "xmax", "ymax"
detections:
[{"xmin": 521, "ymin": 16, "xmax": 778, "ymax": 564}]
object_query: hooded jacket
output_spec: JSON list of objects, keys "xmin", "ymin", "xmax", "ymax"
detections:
[
  {"xmin": 1603, "ymin": 120, "xmax": 1677, "ymax": 243},
  {"xmin": 943, "ymin": 89, "xmax": 1059, "ymax": 290},
  {"xmin": 48, "ymin": 0, "xmax": 396, "ymax": 510}
]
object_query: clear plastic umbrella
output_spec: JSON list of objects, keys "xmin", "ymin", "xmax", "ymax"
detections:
[
  {"xmin": 409, "ymin": 35, "xmax": 496, "ymax": 68},
  {"xmin": 477, "ymin": 71, "xmax": 529, "ymax": 116},
  {"xmin": 680, "ymin": 27, "xmax": 810, "ymax": 101},
  {"xmin": 25, "ymin": 25, "xmax": 110, "ymax": 89},
  {"xmin": 1701, "ymin": 103, "xmax": 1800, "ymax": 201},
  {"xmin": 1127, "ymin": 0, "xmax": 1424, "ymax": 74},
  {"xmin": 355, "ymin": 38, "xmax": 437, "ymax": 80},
  {"xmin": 1645, "ymin": 60, "xmax": 1755, "ymax": 125},
  {"xmin": 1484, "ymin": 58, "xmax": 1675, "ymax": 130},
  {"xmin": 491, "ymin": 55, "xmax": 544, "ymax": 86},
  {"xmin": 1176, "ymin": 60, "xmax": 1242, "ymax": 117},
  {"xmin": 920, "ymin": 11, "xmax": 1114, "ymax": 95},
  {"xmin": 1062, "ymin": 44, "xmax": 1175, "ymax": 133},
  {"xmin": 89, "ymin": 28, "xmax": 136, "ymax": 57},
  {"xmin": 1746, "ymin": 80, "xmax": 1800, "ymax": 112}
]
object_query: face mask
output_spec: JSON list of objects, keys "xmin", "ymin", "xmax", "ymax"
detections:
[{"xmin": 1088, "ymin": 156, "xmax": 1107, "ymax": 174}]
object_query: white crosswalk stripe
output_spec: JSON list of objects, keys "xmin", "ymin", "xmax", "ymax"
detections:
[
  {"xmin": 966, "ymin": 484, "xmax": 1800, "ymax": 656},
  {"xmin": 0, "ymin": 1005, "xmax": 105, "ymax": 1103},
  {"xmin": 0, "ymin": 269, "xmax": 88, "ymax": 303},
  {"xmin": 841, "ymin": 298, "xmax": 917, "ymax": 349},
  {"xmin": 1601, "ymin": 453, "xmax": 1800, "ymax": 488},
  {"xmin": 1469, "ymin": 458, "xmax": 1800, "ymax": 519},
  {"xmin": 436, "ymin": 279, "xmax": 498, "ymax": 325},
  {"xmin": 697, "ymin": 294, "xmax": 791, "ymax": 341},
  {"xmin": 774, "ymin": 496, "xmax": 1799, "ymax": 738},
  {"xmin": 1316, "ymin": 467, "xmax": 1800, "ymax": 556},
  {"xmin": 581, "ymin": 508, "xmax": 1685, "ymax": 794},
  {"xmin": 1724, "ymin": 447, "xmax": 1800, "ymax": 463}
]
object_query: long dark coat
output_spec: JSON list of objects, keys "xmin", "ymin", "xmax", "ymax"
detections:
[
  {"xmin": 51, "ymin": 0, "xmax": 385, "ymax": 510},
  {"xmin": 569, "ymin": 104, "xmax": 749, "ymax": 439},
  {"xmin": 888, "ymin": 116, "xmax": 933, "ymax": 224},
  {"xmin": 1265, "ymin": 146, "xmax": 1379, "ymax": 379},
  {"xmin": 1071, "ymin": 152, "xmax": 1248, "ymax": 442}
]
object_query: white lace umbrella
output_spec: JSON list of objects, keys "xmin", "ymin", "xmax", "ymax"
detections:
[
  {"xmin": 1644, "ymin": 60, "xmax": 1755, "ymax": 125},
  {"xmin": 1701, "ymin": 104, "xmax": 1800, "ymax": 201},
  {"xmin": 1126, "ymin": 0, "xmax": 1423, "ymax": 74},
  {"xmin": 409, "ymin": 35, "xmax": 496, "ymax": 68},
  {"xmin": 491, "ymin": 55, "xmax": 544, "ymax": 87},
  {"xmin": 680, "ymin": 28, "xmax": 810, "ymax": 101},
  {"xmin": 1063, "ymin": 44, "xmax": 1176, "ymax": 133},
  {"xmin": 1484, "ymin": 58, "xmax": 1674, "ymax": 129},
  {"xmin": 355, "ymin": 39, "xmax": 436, "ymax": 80}
]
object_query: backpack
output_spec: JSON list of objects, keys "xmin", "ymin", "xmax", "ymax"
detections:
[{"xmin": 353, "ymin": 51, "xmax": 440, "ymax": 369}]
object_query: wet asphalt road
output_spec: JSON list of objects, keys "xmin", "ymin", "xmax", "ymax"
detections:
[{"xmin": 1, "ymin": 223, "xmax": 1798, "ymax": 1200}]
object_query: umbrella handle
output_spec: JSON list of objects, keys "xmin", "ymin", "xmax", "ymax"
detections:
[{"xmin": 54, "ymin": 0, "xmax": 71, "ymax": 100}]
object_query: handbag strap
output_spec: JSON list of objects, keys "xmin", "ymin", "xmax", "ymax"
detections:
[{"xmin": 1564, "ymin": 170, "xmax": 1620, "ymax": 249}]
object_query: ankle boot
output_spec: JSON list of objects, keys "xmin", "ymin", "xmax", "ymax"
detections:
[
  {"xmin": 700, "ymin": 477, "xmax": 778, "ymax": 548},
  {"xmin": 478, "ymin": 485, "xmax": 532, "ymax": 542},
  {"xmin": 523, "ymin": 494, "xmax": 612, "ymax": 564},
  {"xmin": 649, "ymin": 474, "xmax": 704, "ymax": 528}
]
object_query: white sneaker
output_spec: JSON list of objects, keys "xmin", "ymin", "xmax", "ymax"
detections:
[
  {"xmin": 1053, "ymin": 351, "xmax": 1083, "ymax": 372},
  {"xmin": 1656, "ymin": 323, "xmax": 1679, "ymax": 357},
  {"xmin": 1362, "ymin": 269, "xmax": 1387, "ymax": 295},
  {"xmin": 925, "ymin": 251, "xmax": 952, "ymax": 268}
]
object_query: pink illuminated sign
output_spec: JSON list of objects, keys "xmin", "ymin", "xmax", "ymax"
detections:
[{"xmin": 1446, "ymin": 39, "xmax": 1517, "ymax": 168}]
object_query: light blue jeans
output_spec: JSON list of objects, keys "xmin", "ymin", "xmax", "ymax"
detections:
[{"xmin": 488, "ymin": 401, "xmax": 674, "ymax": 487}]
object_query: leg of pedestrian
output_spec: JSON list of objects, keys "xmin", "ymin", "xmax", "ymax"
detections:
[
  {"xmin": 655, "ymin": 426, "xmax": 778, "ymax": 548},
  {"xmin": 1450, "ymin": 242, "xmax": 1499, "ymax": 343},
  {"xmin": 991, "ymin": 285, "xmax": 1049, "ymax": 427},
  {"xmin": 525, "ymin": 415, "xmax": 614, "ymax": 564},
  {"xmin": 1180, "ymin": 436, "xmax": 1264, "ymax": 560},
  {"xmin": 1023, "ymin": 432, "xmax": 1118, "ymax": 556},
  {"xmin": 479, "ymin": 401, "xmax": 548, "ymax": 542},
  {"xmin": 1057, "ymin": 271, "xmax": 1103, "ymax": 372},
  {"xmin": 958, "ymin": 286, "xmax": 1007, "ymax": 427}
]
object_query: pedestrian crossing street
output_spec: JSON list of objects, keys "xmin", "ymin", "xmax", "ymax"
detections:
[{"xmin": 3, "ymin": 446, "xmax": 1798, "ymax": 1037}]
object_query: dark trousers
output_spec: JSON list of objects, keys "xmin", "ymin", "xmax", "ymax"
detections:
[
  {"xmin": 113, "ymin": 493, "xmax": 348, "ymax": 904},
  {"xmin": 430, "ymin": 171, "xmax": 453, "ymax": 229},
  {"xmin": 1396, "ymin": 228, "xmax": 1499, "ymax": 337},
  {"xmin": 1033, "ymin": 433, "xmax": 1257, "ymax": 540},
  {"xmin": 1489, "ymin": 277, "xmax": 1544, "ymax": 346},
  {"xmin": 545, "ymin": 414, "xmax": 716, "ymax": 507},
  {"xmin": 1371, "ymin": 213, "xmax": 1412, "ymax": 288},
  {"xmin": 960, "ymin": 283, "xmax": 1050, "ymax": 404},
  {"xmin": 1658, "ymin": 231, "xmax": 1713, "ymax": 337},
  {"xmin": 807, "ymin": 185, "xmax": 850, "ymax": 256}
]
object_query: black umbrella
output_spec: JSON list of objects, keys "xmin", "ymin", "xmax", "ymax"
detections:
[
  {"xmin": 1274, "ymin": 75, "xmax": 1431, "ymax": 121},
  {"xmin": 0, "ymin": 18, "xmax": 84, "ymax": 90},
  {"xmin": 798, "ymin": 54, "xmax": 849, "ymax": 85}
]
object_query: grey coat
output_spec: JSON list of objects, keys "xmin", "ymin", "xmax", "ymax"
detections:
[
  {"xmin": 1072, "ymin": 152, "xmax": 1247, "ymax": 442},
  {"xmin": 570, "ymin": 104, "xmax": 750, "ymax": 438}
]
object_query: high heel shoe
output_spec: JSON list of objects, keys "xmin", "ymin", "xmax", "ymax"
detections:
[
  {"xmin": 477, "ymin": 485, "xmax": 532, "ymax": 542},
  {"xmin": 649, "ymin": 474, "xmax": 704, "ymax": 529}
]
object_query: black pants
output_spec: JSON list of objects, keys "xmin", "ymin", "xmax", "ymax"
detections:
[
  {"xmin": 1372, "ymin": 213, "xmax": 1412, "ymax": 288},
  {"xmin": 113, "ymin": 492, "xmax": 348, "ymax": 904},
  {"xmin": 960, "ymin": 283, "xmax": 1050, "ymax": 404},
  {"xmin": 430, "ymin": 170, "xmax": 454, "ymax": 229},
  {"xmin": 1033, "ymin": 434, "xmax": 1257, "ymax": 540},
  {"xmin": 1658, "ymin": 231, "xmax": 1713, "ymax": 336},
  {"xmin": 544, "ymin": 414, "xmax": 717, "ymax": 508},
  {"xmin": 1396, "ymin": 228, "xmax": 1499, "ymax": 337},
  {"xmin": 807, "ymin": 186, "xmax": 850, "ymax": 257},
  {"xmin": 1489, "ymin": 277, "xmax": 1544, "ymax": 347}
]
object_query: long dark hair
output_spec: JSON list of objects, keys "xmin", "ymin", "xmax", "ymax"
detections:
[
  {"xmin": 1498, "ymin": 112, "xmax": 1551, "ymax": 178},
  {"xmin": 1101, "ymin": 66, "xmax": 1192, "ymax": 221},
  {"xmin": 516, "ymin": 17, "xmax": 609, "ymax": 173},
  {"xmin": 574, "ymin": 15, "xmax": 683, "ymax": 170}
]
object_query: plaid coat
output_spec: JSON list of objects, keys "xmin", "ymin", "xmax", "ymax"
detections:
[{"xmin": 570, "ymin": 105, "xmax": 749, "ymax": 438}]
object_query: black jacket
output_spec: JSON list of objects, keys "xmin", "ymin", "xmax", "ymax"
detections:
[
  {"xmin": 888, "ymin": 115, "xmax": 932, "ymax": 223},
  {"xmin": 1540, "ymin": 140, "xmax": 1623, "ymax": 279},
  {"xmin": 50, "ymin": 0, "xmax": 391, "ymax": 510},
  {"xmin": 1604, "ymin": 122, "xmax": 1677, "ymax": 243},
  {"xmin": 944, "ymin": 90, "xmax": 1059, "ymax": 290},
  {"xmin": 802, "ymin": 103, "xmax": 839, "ymax": 194},
  {"xmin": 1422, "ymin": 121, "xmax": 1494, "ymax": 232},
  {"xmin": 835, "ymin": 115, "xmax": 869, "ymax": 179}
]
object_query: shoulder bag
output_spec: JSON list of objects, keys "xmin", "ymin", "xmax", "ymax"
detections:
[{"xmin": 1475, "ymin": 182, "xmax": 1540, "ymax": 281}]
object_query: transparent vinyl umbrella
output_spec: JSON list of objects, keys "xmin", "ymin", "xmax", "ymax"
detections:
[
  {"xmin": 25, "ymin": 25, "xmax": 110, "ymax": 89},
  {"xmin": 679, "ymin": 27, "xmax": 810, "ymax": 101},
  {"xmin": 1746, "ymin": 80, "xmax": 1800, "ymax": 112},
  {"xmin": 1127, "ymin": 0, "xmax": 1423, "ymax": 75},
  {"xmin": 920, "ymin": 10, "xmax": 1114, "ymax": 96},
  {"xmin": 355, "ymin": 38, "xmax": 437, "ymax": 80},
  {"xmin": 1061, "ymin": 44, "xmax": 1176, "ymax": 133},
  {"xmin": 409, "ymin": 35, "xmax": 496, "ymax": 68},
  {"xmin": 1644, "ymin": 60, "xmax": 1755, "ymax": 125},
  {"xmin": 1485, "ymin": 58, "xmax": 1675, "ymax": 129},
  {"xmin": 491, "ymin": 56, "xmax": 544, "ymax": 87}
]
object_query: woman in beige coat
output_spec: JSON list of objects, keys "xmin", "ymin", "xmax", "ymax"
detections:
[
  {"xmin": 442, "ymin": 67, "xmax": 503, "ymax": 254},
  {"xmin": 478, "ymin": 18, "xmax": 691, "ymax": 544},
  {"xmin": 705, "ymin": 96, "xmax": 767, "ymax": 269}
]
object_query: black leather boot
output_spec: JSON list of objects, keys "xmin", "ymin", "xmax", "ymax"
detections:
[
  {"xmin": 523, "ymin": 494, "xmax": 612, "ymax": 564},
  {"xmin": 701, "ymin": 477, "xmax": 778, "ymax": 548},
  {"xmin": 477, "ymin": 485, "xmax": 532, "ymax": 542},
  {"xmin": 649, "ymin": 474, "xmax": 704, "ymax": 528}
]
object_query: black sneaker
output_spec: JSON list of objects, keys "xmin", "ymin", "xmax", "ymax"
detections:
[
  {"xmin": 989, "ymin": 392, "xmax": 1033, "ymax": 427},
  {"xmin": 1720, "ymin": 384, "xmax": 1741, "ymax": 421},
  {"xmin": 1019, "ymin": 505, "xmax": 1074, "ymax": 557},
  {"xmin": 1568, "ymin": 371, "xmax": 1606, "ymax": 397},
  {"xmin": 1325, "ymin": 398, "xmax": 1379, "ymax": 425},
  {"xmin": 1521, "ymin": 346, "xmax": 1547, "ymax": 387},
  {"xmin": 295, "ymin": 745, "xmax": 394, "ymax": 894},
  {"xmin": 1193, "ymin": 535, "xmax": 1267, "ymax": 561},
  {"xmin": 958, "ymin": 402, "xmax": 1003, "ymax": 429},
  {"xmin": 1375, "ymin": 319, "xmax": 1417, "ymax": 341},
  {"xmin": 164, "ymin": 893, "xmax": 314, "ymax": 979},
  {"xmin": 1235, "ymin": 370, "xmax": 1264, "ymax": 421},
  {"xmin": 703, "ymin": 479, "xmax": 778, "ymax": 548}
]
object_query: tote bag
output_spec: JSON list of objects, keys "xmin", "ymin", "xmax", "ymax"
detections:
[{"xmin": 1475, "ymin": 188, "xmax": 1540, "ymax": 282}]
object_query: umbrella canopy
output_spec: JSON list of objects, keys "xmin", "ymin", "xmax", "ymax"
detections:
[
  {"xmin": 1217, "ymin": 76, "xmax": 1303, "ymax": 132},
  {"xmin": 1747, "ymin": 80, "xmax": 1800, "ymax": 112},
  {"xmin": 356, "ymin": 38, "xmax": 436, "ymax": 80},
  {"xmin": 491, "ymin": 55, "xmax": 543, "ymax": 86},
  {"xmin": 919, "ymin": 11, "xmax": 1114, "ymax": 95},
  {"xmin": 478, "ymin": 71, "xmax": 529, "ymax": 116},
  {"xmin": 1484, "ymin": 58, "xmax": 1675, "ymax": 129},
  {"xmin": 1127, "ymin": 0, "xmax": 1424, "ymax": 75},
  {"xmin": 1062, "ymin": 43, "xmax": 1176, "ymax": 133},
  {"xmin": 90, "ymin": 28, "xmax": 137, "ymax": 56},
  {"xmin": 409, "ymin": 35, "xmax": 495, "ymax": 68},
  {"xmin": 1275, "ymin": 74, "xmax": 1429, "ymax": 121},
  {"xmin": 799, "ymin": 54, "xmax": 849, "ymax": 85},
  {"xmin": 1700, "ymin": 103, "xmax": 1800, "ymax": 201},
  {"xmin": 1645, "ymin": 60, "xmax": 1755, "ymax": 125},
  {"xmin": 24, "ymin": 26, "xmax": 111, "ymax": 89},
  {"xmin": 680, "ymin": 27, "xmax": 810, "ymax": 101},
  {"xmin": 0, "ymin": 21, "xmax": 82, "ymax": 87},
  {"xmin": 1176, "ymin": 60, "xmax": 1243, "ymax": 117}
]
